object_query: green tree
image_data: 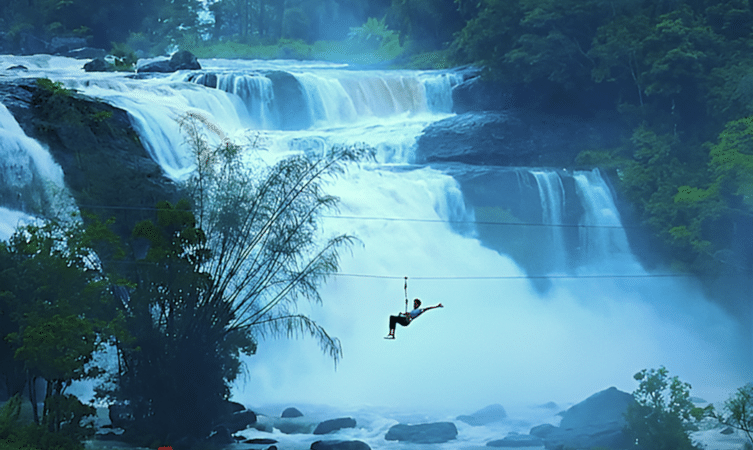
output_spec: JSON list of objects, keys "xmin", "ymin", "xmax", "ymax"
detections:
[
  {"xmin": 624, "ymin": 367, "xmax": 709, "ymax": 450},
  {"xmin": 0, "ymin": 217, "xmax": 124, "ymax": 448},
  {"xmin": 106, "ymin": 113, "xmax": 371, "ymax": 446},
  {"xmin": 717, "ymin": 384, "xmax": 753, "ymax": 447}
]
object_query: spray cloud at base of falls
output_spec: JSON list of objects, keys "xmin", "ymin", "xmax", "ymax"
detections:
[{"xmin": 1, "ymin": 57, "xmax": 749, "ymax": 416}]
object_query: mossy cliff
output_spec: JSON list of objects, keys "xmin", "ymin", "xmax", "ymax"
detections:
[{"xmin": 0, "ymin": 78, "xmax": 178, "ymax": 238}]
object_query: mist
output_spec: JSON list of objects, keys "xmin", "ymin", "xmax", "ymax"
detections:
[{"xmin": 233, "ymin": 165, "xmax": 751, "ymax": 416}]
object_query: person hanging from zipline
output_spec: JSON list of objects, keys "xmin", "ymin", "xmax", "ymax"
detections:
[{"xmin": 385, "ymin": 277, "xmax": 443, "ymax": 340}]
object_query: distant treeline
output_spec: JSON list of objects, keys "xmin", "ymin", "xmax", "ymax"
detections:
[{"xmin": 449, "ymin": 0, "xmax": 753, "ymax": 280}]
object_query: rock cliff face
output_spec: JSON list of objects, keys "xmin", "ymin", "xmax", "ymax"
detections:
[
  {"xmin": 421, "ymin": 70, "xmax": 628, "ymax": 169},
  {"xmin": 416, "ymin": 110, "xmax": 626, "ymax": 169},
  {"xmin": 0, "ymin": 78, "xmax": 178, "ymax": 238}
]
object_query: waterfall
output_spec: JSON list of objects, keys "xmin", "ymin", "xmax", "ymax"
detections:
[
  {"xmin": 530, "ymin": 169, "xmax": 568, "ymax": 271},
  {"xmin": 1, "ymin": 57, "xmax": 749, "ymax": 415},
  {"xmin": 0, "ymin": 103, "xmax": 71, "ymax": 218}
]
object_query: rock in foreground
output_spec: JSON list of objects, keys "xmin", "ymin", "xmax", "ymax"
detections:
[
  {"xmin": 313, "ymin": 417, "xmax": 356, "ymax": 435},
  {"xmin": 457, "ymin": 403, "xmax": 508, "ymax": 426},
  {"xmin": 311, "ymin": 440, "xmax": 370, "ymax": 450},
  {"xmin": 531, "ymin": 386, "xmax": 634, "ymax": 450},
  {"xmin": 385, "ymin": 422, "xmax": 458, "ymax": 444}
]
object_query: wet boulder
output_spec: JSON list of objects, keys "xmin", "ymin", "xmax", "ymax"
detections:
[
  {"xmin": 530, "ymin": 387, "xmax": 634, "ymax": 450},
  {"xmin": 84, "ymin": 57, "xmax": 111, "ymax": 72},
  {"xmin": 457, "ymin": 403, "xmax": 508, "ymax": 426},
  {"xmin": 137, "ymin": 50, "xmax": 201, "ymax": 73},
  {"xmin": 311, "ymin": 440, "xmax": 371, "ymax": 450},
  {"xmin": 385, "ymin": 422, "xmax": 458, "ymax": 444},
  {"xmin": 281, "ymin": 407, "xmax": 304, "ymax": 418},
  {"xmin": 313, "ymin": 417, "xmax": 357, "ymax": 435},
  {"xmin": 170, "ymin": 50, "xmax": 201, "ymax": 71}
]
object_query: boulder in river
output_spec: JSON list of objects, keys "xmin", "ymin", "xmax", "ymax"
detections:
[
  {"xmin": 530, "ymin": 387, "xmax": 634, "ymax": 450},
  {"xmin": 385, "ymin": 422, "xmax": 458, "ymax": 444},
  {"xmin": 457, "ymin": 403, "xmax": 508, "ymax": 426},
  {"xmin": 311, "ymin": 440, "xmax": 371, "ymax": 450},
  {"xmin": 313, "ymin": 417, "xmax": 357, "ymax": 435}
]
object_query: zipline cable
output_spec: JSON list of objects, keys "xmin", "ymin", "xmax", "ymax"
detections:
[
  {"xmin": 73, "ymin": 204, "xmax": 637, "ymax": 230},
  {"xmin": 329, "ymin": 272, "xmax": 695, "ymax": 280}
]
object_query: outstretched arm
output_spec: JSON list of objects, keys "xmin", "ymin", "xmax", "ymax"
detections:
[{"xmin": 424, "ymin": 303, "xmax": 443, "ymax": 311}]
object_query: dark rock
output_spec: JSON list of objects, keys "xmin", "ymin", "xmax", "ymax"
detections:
[
  {"xmin": 0, "ymin": 78, "xmax": 178, "ymax": 239},
  {"xmin": 84, "ymin": 57, "xmax": 111, "ymax": 72},
  {"xmin": 529, "ymin": 423, "xmax": 557, "ymax": 438},
  {"xmin": 170, "ymin": 50, "xmax": 201, "ymax": 71},
  {"xmin": 311, "ymin": 440, "xmax": 371, "ymax": 450},
  {"xmin": 50, "ymin": 37, "xmax": 88, "ymax": 54},
  {"xmin": 107, "ymin": 402, "xmax": 133, "ymax": 429},
  {"xmin": 66, "ymin": 47, "xmax": 107, "ymax": 59},
  {"xmin": 720, "ymin": 427, "xmax": 736, "ymax": 435},
  {"xmin": 6, "ymin": 65, "xmax": 28, "ymax": 71},
  {"xmin": 416, "ymin": 112, "xmax": 537, "ymax": 167},
  {"xmin": 416, "ymin": 110, "xmax": 625, "ymax": 168},
  {"xmin": 487, "ymin": 432, "xmax": 544, "ymax": 447},
  {"xmin": 559, "ymin": 386, "xmax": 633, "ymax": 430},
  {"xmin": 265, "ymin": 70, "xmax": 311, "ymax": 130},
  {"xmin": 531, "ymin": 387, "xmax": 634, "ymax": 450},
  {"xmin": 457, "ymin": 403, "xmax": 508, "ymax": 426},
  {"xmin": 245, "ymin": 438, "xmax": 278, "ymax": 444},
  {"xmin": 452, "ymin": 74, "xmax": 513, "ymax": 113},
  {"xmin": 206, "ymin": 425, "xmax": 234, "ymax": 445},
  {"xmin": 20, "ymin": 33, "xmax": 48, "ymax": 55},
  {"xmin": 313, "ymin": 417, "xmax": 357, "ymax": 435},
  {"xmin": 218, "ymin": 409, "xmax": 257, "ymax": 433},
  {"xmin": 137, "ymin": 60, "xmax": 174, "ymax": 73},
  {"xmin": 281, "ymin": 407, "xmax": 304, "ymax": 418},
  {"xmin": 385, "ymin": 422, "xmax": 458, "ymax": 444}
]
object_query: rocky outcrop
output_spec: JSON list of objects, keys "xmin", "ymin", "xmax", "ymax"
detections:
[
  {"xmin": 265, "ymin": 70, "xmax": 311, "ymax": 130},
  {"xmin": 457, "ymin": 403, "xmax": 508, "ymax": 426},
  {"xmin": 84, "ymin": 57, "xmax": 111, "ymax": 72},
  {"xmin": 416, "ymin": 110, "xmax": 623, "ymax": 168},
  {"xmin": 0, "ymin": 78, "xmax": 178, "ymax": 238},
  {"xmin": 385, "ymin": 422, "xmax": 458, "ymax": 444},
  {"xmin": 311, "ymin": 440, "xmax": 371, "ymax": 450},
  {"xmin": 313, "ymin": 417, "xmax": 357, "ymax": 435},
  {"xmin": 451, "ymin": 68, "xmax": 513, "ymax": 114},
  {"xmin": 281, "ymin": 407, "xmax": 304, "ymax": 418},
  {"xmin": 137, "ymin": 50, "xmax": 201, "ymax": 73},
  {"xmin": 530, "ymin": 387, "xmax": 634, "ymax": 450},
  {"xmin": 215, "ymin": 409, "xmax": 257, "ymax": 433}
]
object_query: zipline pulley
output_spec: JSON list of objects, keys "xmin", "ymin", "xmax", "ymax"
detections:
[{"xmin": 404, "ymin": 276, "xmax": 409, "ymax": 315}]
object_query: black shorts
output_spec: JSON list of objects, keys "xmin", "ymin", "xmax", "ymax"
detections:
[{"xmin": 389, "ymin": 315, "xmax": 410, "ymax": 328}]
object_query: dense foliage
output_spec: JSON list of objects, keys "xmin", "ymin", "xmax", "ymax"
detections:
[
  {"xmin": 449, "ymin": 0, "xmax": 753, "ymax": 274},
  {"xmin": 0, "ymin": 218, "xmax": 124, "ymax": 449},
  {"xmin": 95, "ymin": 115, "xmax": 370, "ymax": 447}
]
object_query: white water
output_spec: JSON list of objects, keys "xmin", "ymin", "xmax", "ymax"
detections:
[
  {"xmin": 1, "ymin": 58, "xmax": 750, "ymax": 437},
  {"xmin": 0, "ymin": 102, "xmax": 74, "ymax": 228}
]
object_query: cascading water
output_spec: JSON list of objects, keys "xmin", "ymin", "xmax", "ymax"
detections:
[
  {"xmin": 0, "ymin": 57, "xmax": 750, "ymax": 429},
  {"xmin": 0, "ymin": 102, "xmax": 72, "ymax": 235}
]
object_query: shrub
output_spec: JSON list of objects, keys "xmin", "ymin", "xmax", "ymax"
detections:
[{"xmin": 624, "ymin": 367, "xmax": 709, "ymax": 450}]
